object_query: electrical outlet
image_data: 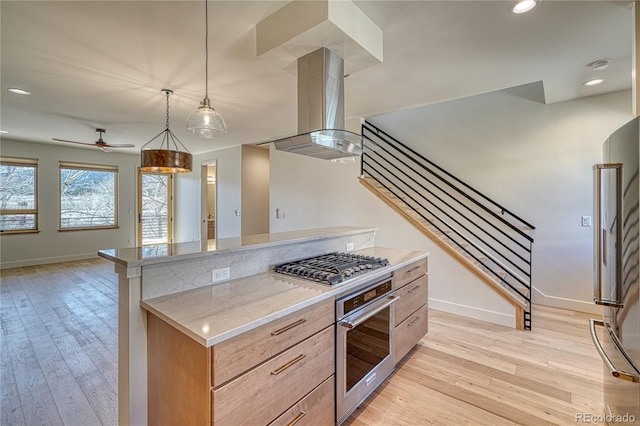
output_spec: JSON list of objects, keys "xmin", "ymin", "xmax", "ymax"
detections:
[
  {"xmin": 212, "ymin": 267, "xmax": 231, "ymax": 283},
  {"xmin": 581, "ymin": 216, "xmax": 592, "ymax": 227},
  {"xmin": 346, "ymin": 242, "xmax": 354, "ymax": 252}
]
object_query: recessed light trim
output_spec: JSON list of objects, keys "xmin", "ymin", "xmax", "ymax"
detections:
[
  {"xmin": 511, "ymin": 0, "xmax": 539, "ymax": 14},
  {"xmin": 7, "ymin": 87, "xmax": 31, "ymax": 95},
  {"xmin": 584, "ymin": 78, "xmax": 604, "ymax": 86},
  {"xmin": 587, "ymin": 59, "xmax": 610, "ymax": 71}
]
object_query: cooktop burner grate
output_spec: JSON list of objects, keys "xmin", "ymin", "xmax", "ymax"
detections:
[{"xmin": 274, "ymin": 252, "xmax": 389, "ymax": 285}]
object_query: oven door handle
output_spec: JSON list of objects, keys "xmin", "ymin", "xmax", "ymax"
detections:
[
  {"xmin": 339, "ymin": 295, "xmax": 399, "ymax": 329},
  {"xmin": 589, "ymin": 319, "xmax": 640, "ymax": 383}
]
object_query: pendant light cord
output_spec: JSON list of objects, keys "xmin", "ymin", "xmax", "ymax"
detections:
[
  {"xmin": 165, "ymin": 91, "xmax": 170, "ymax": 130},
  {"xmin": 204, "ymin": 0, "xmax": 209, "ymax": 102}
]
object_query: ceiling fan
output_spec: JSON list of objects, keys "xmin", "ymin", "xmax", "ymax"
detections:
[{"xmin": 53, "ymin": 128, "xmax": 135, "ymax": 152}]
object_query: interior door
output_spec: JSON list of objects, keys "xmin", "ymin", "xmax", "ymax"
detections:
[{"xmin": 137, "ymin": 170, "xmax": 173, "ymax": 245}]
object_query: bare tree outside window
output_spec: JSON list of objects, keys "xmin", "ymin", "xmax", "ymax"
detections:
[
  {"xmin": 59, "ymin": 163, "xmax": 118, "ymax": 230},
  {"xmin": 141, "ymin": 174, "xmax": 169, "ymax": 244},
  {"xmin": 0, "ymin": 159, "xmax": 38, "ymax": 233}
]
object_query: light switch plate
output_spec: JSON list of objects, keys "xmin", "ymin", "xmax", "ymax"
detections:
[
  {"xmin": 581, "ymin": 216, "xmax": 592, "ymax": 227},
  {"xmin": 346, "ymin": 242, "xmax": 354, "ymax": 251}
]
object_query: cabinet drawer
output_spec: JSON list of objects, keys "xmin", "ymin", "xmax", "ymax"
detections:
[
  {"xmin": 213, "ymin": 326, "xmax": 334, "ymax": 426},
  {"xmin": 213, "ymin": 298, "xmax": 334, "ymax": 387},
  {"xmin": 268, "ymin": 375, "xmax": 334, "ymax": 426},
  {"xmin": 395, "ymin": 275, "xmax": 428, "ymax": 326},
  {"xmin": 394, "ymin": 259, "xmax": 427, "ymax": 289},
  {"xmin": 394, "ymin": 304, "xmax": 428, "ymax": 364}
]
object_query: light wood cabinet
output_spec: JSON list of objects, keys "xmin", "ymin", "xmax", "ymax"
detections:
[
  {"xmin": 148, "ymin": 301, "xmax": 335, "ymax": 426},
  {"xmin": 268, "ymin": 376, "xmax": 334, "ymax": 426},
  {"xmin": 394, "ymin": 258, "xmax": 427, "ymax": 288},
  {"xmin": 393, "ymin": 258, "xmax": 428, "ymax": 363},
  {"xmin": 213, "ymin": 327, "xmax": 334, "ymax": 426},
  {"xmin": 395, "ymin": 304, "xmax": 428, "ymax": 364},
  {"xmin": 213, "ymin": 298, "xmax": 333, "ymax": 387},
  {"xmin": 395, "ymin": 275, "xmax": 427, "ymax": 326}
]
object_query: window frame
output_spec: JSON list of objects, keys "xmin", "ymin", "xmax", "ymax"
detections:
[
  {"xmin": 58, "ymin": 161, "xmax": 119, "ymax": 231},
  {"xmin": 0, "ymin": 156, "xmax": 39, "ymax": 234}
]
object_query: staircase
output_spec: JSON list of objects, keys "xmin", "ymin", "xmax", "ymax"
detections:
[{"xmin": 360, "ymin": 121, "xmax": 535, "ymax": 330}]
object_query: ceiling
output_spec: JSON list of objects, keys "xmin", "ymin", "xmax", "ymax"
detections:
[{"xmin": 1, "ymin": 1, "xmax": 634, "ymax": 156}]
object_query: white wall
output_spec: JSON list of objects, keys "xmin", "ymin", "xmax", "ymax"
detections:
[
  {"xmin": 371, "ymin": 88, "xmax": 632, "ymax": 313},
  {"xmin": 270, "ymin": 89, "xmax": 633, "ymax": 322},
  {"xmin": 241, "ymin": 146, "xmax": 270, "ymax": 235},
  {"xmin": 174, "ymin": 145, "xmax": 242, "ymax": 242},
  {"xmin": 0, "ymin": 138, "xmax": 139, "ymax": 268}
]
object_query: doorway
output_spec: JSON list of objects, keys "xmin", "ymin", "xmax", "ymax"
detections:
[
  {"xmin": 201, "ymin": 163, "xmax": 216, "ymax": 241},
  {"xmin": 137, "ymin": 170, "xmax": 172, "ymax": 245}
]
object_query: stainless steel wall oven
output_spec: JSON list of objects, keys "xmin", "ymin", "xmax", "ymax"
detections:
[{"xmin": 335, "ymin": 274, "xmax": 397, "ymax": 424}]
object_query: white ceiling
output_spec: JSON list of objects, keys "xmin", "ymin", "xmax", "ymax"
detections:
[{"xmin": 1, "ymin": 1, "xmax": 634, "ymax": 156}]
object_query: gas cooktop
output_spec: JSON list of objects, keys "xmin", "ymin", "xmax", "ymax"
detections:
[{"xmin": 273, "ymin": 252, "xmax": 389, "ymax": 285}]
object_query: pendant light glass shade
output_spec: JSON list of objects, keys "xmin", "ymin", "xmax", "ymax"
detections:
[
  {"xmin": 185, "ymin": 97, "xmax": 227, "ymax": 138},
  {"xmin": 186, "ymin": 0, "xmax": 227, "ymax": 138},
  {"xmin": 141, "ymin": 89, "xmax": 193, "ymax": 174}
]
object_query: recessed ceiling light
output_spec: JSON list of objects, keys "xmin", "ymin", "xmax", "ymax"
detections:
[
  {"xmin": 584, "ymin": 79, "xmax": 604, "ymax": 86},
  {"xmin": 587, "ymin": 59, "xmax": 610, "ymax": 71},
  {"xmin": 511, "ymin": 0, "xmax": 539, "ymax": 14},
  {"xmin": 7, "ymin": 87, "xmax": 31, "ymax": 95}
]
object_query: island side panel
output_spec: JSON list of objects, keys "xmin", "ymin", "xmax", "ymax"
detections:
[
  {"xmin": 116, "ymin": 264, "xmax": 147, "ymax": 426},
  {"xmin": 147, "ymin": 313, "xmax": 211, "ymax": 426}
]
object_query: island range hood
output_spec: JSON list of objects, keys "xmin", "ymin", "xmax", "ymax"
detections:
[{"xmin": 272, "ymin": 48, "xmax": 363, "ymax": 160}]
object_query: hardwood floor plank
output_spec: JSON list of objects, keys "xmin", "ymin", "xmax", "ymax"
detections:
[
  {"xmin": 47, "ymin": 372, "xmax": 101, "ymax": 426},
  {"xmin": 7, "ymin": 334, "xmax": 64, "ymax": 425},
  {"xmin": 1, "ymin": 326, "xmax": 27, "ymax": 426},
  {"xmin": 76, "ymin": 370, "xmax": 118, "ymax": 426}
]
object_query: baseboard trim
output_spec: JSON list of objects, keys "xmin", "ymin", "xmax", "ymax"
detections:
[
  {"xmin": 531, "ymin": 286, "xmax": 602, "ymax": 316},
  {"xmin": 428, "ymin": 298, "xmax": 515, "ymax": 328},
  {"xmin": 0, "ymin": 253, "xmax": 99, "ymax": 270}
]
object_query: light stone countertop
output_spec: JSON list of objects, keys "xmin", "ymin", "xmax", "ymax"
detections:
[
  {"xmin": 98, "ymin": 226, "xmax": 375, "ymax": 268},
  {"xmin": 141, "ymin": 246, "xmax": 429, "ymax": 347}
]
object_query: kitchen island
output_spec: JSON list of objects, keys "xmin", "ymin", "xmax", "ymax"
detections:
[{"xmin": 98, "ymin": 227, "xmax": 428, "ymax": 426}]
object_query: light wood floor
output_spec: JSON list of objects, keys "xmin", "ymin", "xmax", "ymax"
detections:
[
  {"xmin": 345, "ymin": 305, "xmax": 605, "ymax": 426},
  {"xmin": 1, "ymin": 259, "xmax": 605, "ymax": 425}
]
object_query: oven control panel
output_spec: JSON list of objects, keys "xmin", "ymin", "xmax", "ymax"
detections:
[{"xmin": 342, "ymin": 280, "xmax": 392, "ymax": 316}]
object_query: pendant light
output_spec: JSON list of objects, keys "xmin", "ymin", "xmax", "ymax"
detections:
[
  {"xmin": 185, "ymin": 0, "xmax": 227, "ymax": 138},
  {"xmin": 141, "ymin": 89, "xmax": 193, "ymax": 174}
]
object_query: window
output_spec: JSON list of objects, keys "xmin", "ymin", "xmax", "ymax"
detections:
[
  {"xmin": 0, "ymin": 157, "xmax": 38, "ymax": 233},
  {"xmin": 59, "ymin": 162, "xmax": 118, "ymax": 230}
]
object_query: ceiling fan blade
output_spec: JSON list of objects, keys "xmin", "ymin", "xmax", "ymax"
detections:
[
  {"xmin": 104, "ymin": 143, "xmax": 135, "ymax": 148},
  {"xmin": 52, "ymin": 138, "xmax": 96, "ymax": 146},
  {"xmin": 99, "ymin": 146, "xmax": 112, "ymax": 153}
]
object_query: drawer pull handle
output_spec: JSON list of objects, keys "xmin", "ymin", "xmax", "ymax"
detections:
[
  {"xmin": 407, "ymin": 284, "xmax": 421, "ymax": 293},
  {"xmin": 408, "ymin": 316, "xmax": 420, "ymax": 327},
  {"xmin": 286, "ymin": 411, "xmax": 307, "ymax": 426},
  {"xmin": 407, "ymin": 265, "xmax": 422, "ymax": 273},
  {"xmin": 271, "ymin": 354, "xmax": 306, "ymax": 376},
  {"xmin": 271, "ymin": 319, "xmax": 307, "ymax": 336}
]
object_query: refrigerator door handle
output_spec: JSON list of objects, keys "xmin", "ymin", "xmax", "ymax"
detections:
[
  {"xmin": 589, "ymin": 319, "xmax": 640, "ymax": 383},
  {"xmin": 593, "ymin": 163, "xmax": 624, "ymax": 308}
]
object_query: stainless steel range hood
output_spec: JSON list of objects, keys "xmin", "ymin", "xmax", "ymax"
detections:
[{"xmin": 272, "ymin": 48, "xmax": 362, "ymax": 160}]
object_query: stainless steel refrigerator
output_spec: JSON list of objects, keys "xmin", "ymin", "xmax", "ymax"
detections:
[{"xmin": 592, "ymin": 116, "xmax": 640, "ymax": 424}]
